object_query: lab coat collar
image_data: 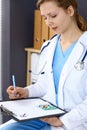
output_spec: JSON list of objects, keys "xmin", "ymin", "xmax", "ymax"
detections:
[
  {"xmin": 41, "ymin": 35, "xmax": 59, "ymax": 71},
  {"xmin": 58, "ymin": 31, "xmax": 87, "ymax": 108},
  {"xmin": 79, "ymin": 31, "xmax": 87, "ymax": 49}
]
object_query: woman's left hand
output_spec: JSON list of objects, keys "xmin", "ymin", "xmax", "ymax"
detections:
[{"xmin": 40, "ymin": 117, "xmax": 63, "ymax": 127}]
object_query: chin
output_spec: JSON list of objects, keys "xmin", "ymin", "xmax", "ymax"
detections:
[
  {"xmin": 50, "ymin": 28, "xmax": 61, "ymax": 35},
  {"xmin": 52, "ymin": 29, "xmax": 61, "ymax": 34}
]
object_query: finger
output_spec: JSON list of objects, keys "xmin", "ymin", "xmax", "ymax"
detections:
[
  {"xmin": 40, "ymin": 118, "xmax": 48, "ymax": 122},
  {"xmin": 14, "ymin": 87, "xmax": 22, "ymax": 93},
  {"xmin": 6, "ymin": 86, "xmax": 14, "ymax": 93},
  {"xmin": 9, "ymin": 93, "xmax": 20, "ymax": 99}
]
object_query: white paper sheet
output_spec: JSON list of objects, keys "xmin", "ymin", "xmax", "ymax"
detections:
[{"xmin": 0, "ymin": 98, "xmax": 65, "ymax": 121}]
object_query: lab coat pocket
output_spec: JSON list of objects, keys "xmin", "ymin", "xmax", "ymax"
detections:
[{"xmin": 63, "ymin": 68, "xmax": 86, "ymax": 108}]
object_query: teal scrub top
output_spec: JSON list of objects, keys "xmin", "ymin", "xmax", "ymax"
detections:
[{"xmin": 52, "ymin": 36, "xmax": 77, "ymax": 105}]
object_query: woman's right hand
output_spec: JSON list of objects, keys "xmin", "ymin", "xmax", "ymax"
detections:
[{"xmin": 6, "ymin": 86, "xmax": 29, "ymax": 99}]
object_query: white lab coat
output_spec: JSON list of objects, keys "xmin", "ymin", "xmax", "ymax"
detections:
[
  {"xmin": 1, "ymin": 32, "xmax": 87, "ymax": 130},
  {"xmin": 28, "ymin": 31, "xmax": 87, "ymax": 130}
]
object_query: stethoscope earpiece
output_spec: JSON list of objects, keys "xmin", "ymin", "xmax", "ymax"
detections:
[
  {"xmin": 29, "ymin": 70, "xmax": 45, "ymax": 75},
  {"xmin": 29, "ymin": 61, "xmax": 47, "ymax": 75}
]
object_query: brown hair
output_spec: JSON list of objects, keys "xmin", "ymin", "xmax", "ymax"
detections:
[{"xmin": 37, "ymin": 0, "xmax": 87, "ymax": 31}]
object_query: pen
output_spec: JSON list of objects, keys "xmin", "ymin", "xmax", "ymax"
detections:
[{"xmin": 12, "ymin": 75, "xmax": 16, "ymax": 96}]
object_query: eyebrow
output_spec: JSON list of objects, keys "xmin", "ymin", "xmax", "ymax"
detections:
[{"xmin": 41, "ymin": 11, "xmax": 57, "ymax": 16}]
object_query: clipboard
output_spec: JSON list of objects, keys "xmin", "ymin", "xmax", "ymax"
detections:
[{"xmin": 0, "ymin": 98, "xmax": 66, "ymax": 121}]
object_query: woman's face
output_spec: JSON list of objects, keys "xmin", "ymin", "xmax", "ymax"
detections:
[{"xmin": 40, "ymin": 1, "xmax": 74, "ymax": 34}]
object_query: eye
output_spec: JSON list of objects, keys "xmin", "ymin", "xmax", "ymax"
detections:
[
  {"xmin": 51, "ymin": 14, "xmax": 57, "ymax": 18},
  {"xmin": 44, "ymin": 17, "xmax": 47, "ymax": 20},
  {"xmin": 43, "ymin": 16, "xmax": 47, "ymax": 20}
]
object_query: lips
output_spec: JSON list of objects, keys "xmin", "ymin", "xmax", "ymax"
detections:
[{"xmin": 51, "ymin": 26, "xmax": 57, "ymax": 30}]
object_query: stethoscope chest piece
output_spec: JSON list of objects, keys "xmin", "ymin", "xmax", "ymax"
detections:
[{"xmin": 74, "ymin": 61, "xmax": 84, "ymax": 71}]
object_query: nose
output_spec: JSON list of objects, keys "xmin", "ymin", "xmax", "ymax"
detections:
[{"xmin": 45, "ymin": 18, "xmax": 53, "ymax": 27}]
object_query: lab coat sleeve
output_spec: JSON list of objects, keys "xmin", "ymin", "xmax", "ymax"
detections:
[
  {"xmin": 25, "ymin": 81, "xmax": 47, "ymax": 97},
  {"xmin": 25, "ymin": 41, "xmax": 49, "ymax": 98},
  {"xmin": 59, "ymin": 80, "xmax": 87, "ymax": 129}
]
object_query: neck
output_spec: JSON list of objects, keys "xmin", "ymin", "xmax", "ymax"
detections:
[{"xmin": 60, "ymin": 24, "xmax": 83, "ymax": 51}]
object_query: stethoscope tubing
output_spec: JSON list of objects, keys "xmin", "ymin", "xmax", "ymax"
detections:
[{"xmin": 81, "ymin": 50, "xmax": 87, "ymax": 62}]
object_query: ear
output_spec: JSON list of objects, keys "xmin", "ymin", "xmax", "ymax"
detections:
[{"xmin": 67, "ymin": 6, "xmax": 74, "ymax": 16}]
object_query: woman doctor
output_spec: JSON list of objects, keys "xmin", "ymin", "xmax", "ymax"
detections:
[{"xmin": 1, "ymin": 0, "xmax": 87, "ymax": 130}]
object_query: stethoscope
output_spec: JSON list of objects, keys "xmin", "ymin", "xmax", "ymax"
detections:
[
  {"xmin": 29, "ymin": 61, "xmax": 53, "ymax": 76},
  {"xmin": 29, "ymin": 35, "xmax": 57, "ymax": 75},
  {"xmin": 29, "ymin": 61, "xmax": 47, "ymax": 75},
  {"xmin": 30, "ymin": 36, "xmax": 87, "ymax": 72},
  {"xmin": 29, "ymin": 62, "xmax": 47, "ymax": 84},
  {"xmin": 74, "ymin": 49, "xmax": 87, "ymax": 71},
  {"xmin": 29, "ymin": 48, "xmax": 87, "ymax": 74}
]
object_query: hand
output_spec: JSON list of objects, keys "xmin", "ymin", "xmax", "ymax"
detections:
[
  {"xmin": 6, "ymin": 86, "xmax": 29, "ymax": 99},
  {"xmin": 40, "ymin": 117, "xmax": 63, "ymax": 127}
]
